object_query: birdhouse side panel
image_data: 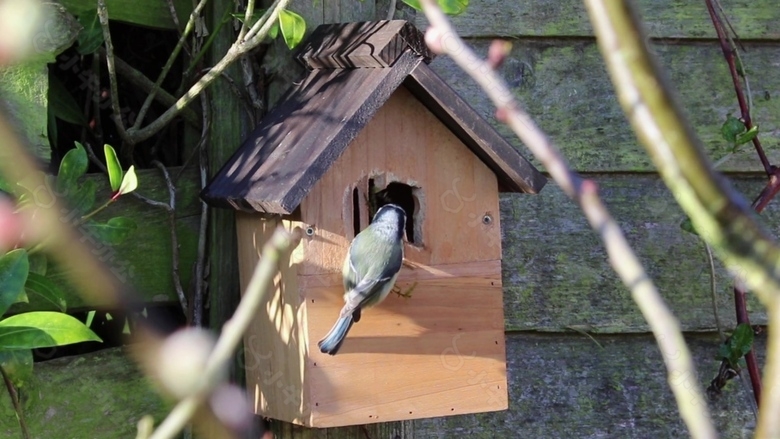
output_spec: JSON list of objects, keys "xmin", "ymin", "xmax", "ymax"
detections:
[
  {"xmin": 235, "ymin": 212, "xmax": 313, "ymax": 425},
  {"xmin": 299, "ymin": 85, "xmax": 502, "ymax": 276}
]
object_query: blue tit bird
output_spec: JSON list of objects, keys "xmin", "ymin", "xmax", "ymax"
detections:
[{"xmin": 317, "ymin": 203, "xmax": 406, "ymax": 355}]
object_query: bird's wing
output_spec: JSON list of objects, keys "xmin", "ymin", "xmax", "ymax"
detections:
[{"xmin": 341, "ymin": 237, "xmax": 403, "ymax": 315}]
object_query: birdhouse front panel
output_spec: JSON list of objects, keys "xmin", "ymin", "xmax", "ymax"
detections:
[{"xmin": 295, "ymin": 86, "xmax": 508, "ymax": 426}]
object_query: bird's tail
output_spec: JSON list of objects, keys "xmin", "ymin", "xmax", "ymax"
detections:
[{"xmin": 318, "ymin": 315, "xmax": 354, "ymax": 355}]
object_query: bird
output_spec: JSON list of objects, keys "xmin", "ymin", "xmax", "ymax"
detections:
[{"xmin": 317, "ymin": 203, "xmax": 406, "ymax": 355}]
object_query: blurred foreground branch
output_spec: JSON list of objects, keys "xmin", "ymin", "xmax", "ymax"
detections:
[
  {"xmin": 145, "ymin": 226, "xmax": 301, "ymax": 439},
  {"xmin": 583, "ymin": 0, "xmax": 780, "ymax": 437},
  {"xmin": 419, "ymin": 1, "xmax": 715, "ymax": 437}
]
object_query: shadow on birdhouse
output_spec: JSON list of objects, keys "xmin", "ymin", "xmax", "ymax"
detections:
[{"xmin": 202, "ymin": 20, "xmax": 546, "ymax": 428}]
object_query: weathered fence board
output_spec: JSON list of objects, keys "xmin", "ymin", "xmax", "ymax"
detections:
[
  {"xmin": 427, "ymin": 40, "xmax": 780, "ymax": 173},
  {"xmin": 0, "ymin": 348, "xmax": 167, "ymax": 438},
  {"xmin": 414, "ymin": 0, "xmax": 780, "ymax": 40},
  {"xmin": 412, "ymin": 332, "xmax": 760, "ymax": 438},
  {"xmin": 500, "ymin": 174, "xmax": 769, "ymax": 332}
]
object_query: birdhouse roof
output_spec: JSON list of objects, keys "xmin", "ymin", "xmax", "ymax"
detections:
[{"xmin": 202, "ymin": 20, "xmax": 546, "ymax": 214}]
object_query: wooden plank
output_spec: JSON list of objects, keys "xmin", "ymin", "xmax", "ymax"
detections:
[
  {"xmin": 206, "ymin": 0, "xmax": 246, "ymax": 389},
  {"xmin": 297, "ymin": 21, "xmax": 433, "ymax": 69},
  {"xmin": 10, "ymin": 166, "xmax": 200, "ymax": 313},
  {"xmin": 499, "ymin": 174, "xmax": 769, "ymax": 332},
  {"xmin": 0, "ymin": 347, "xmax": 166, "ymax": 437},
  {"xmin": 411, "ymin": 332, "xmax": 762, "ymax": 437},
  {"xmin": 307, "ymin": 268, "xmax": 506, "ymax": 427},
  {"xmin": 413, "ymin": 0, "xmax": 780, "ymax": 40},
  {"xmin": 427, "ymin": 40, "xmax": 780, "ymax": 173}
]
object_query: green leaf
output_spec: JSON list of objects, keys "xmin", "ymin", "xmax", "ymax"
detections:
[
  {"xmin": 439, "ymin": 0, "xmax": 469, "ymax": 15},
  {"xmin": 85, "ymin": 310, "xmax": 96, "ymax": 328},
  {"xmin": 731, "ymin": 324, "xmax": 754, "ymax": 357},
  {"xmin": 118, "ymin": 165, "xmax": 138, "ymax": 195},
  {"xmin": 24, "ymin": 273, "xmax": 67, "ymax": 312},
  {"xmin": 269, "ymin": 20, "xmax": 280, "ymax": 39},
  {"xmin": 278, "ymin": 9, "xmax": 306, "ymax": 50},
  {"xmin": 48, "ymin": 74, "xmax": 86, "ymax": 126},
  {"xmin": 717, "ymin": 323, "xmax": 755, "ymax": 368},
  {"xmin": 0, "ymin": 249, "xmax": 30, "ymax": 317},
  {"xmin": 69, "ymin": 178, "xmax": 97, "ymax": 215},
  {"xmin": 680, "ymin": 217, "xmax": 698, "ymax": 236},
  {"xmin": 0, "ymin": 312, "xmax": 101, "ymax": 350},
  {"xmin": 76, "ymin": 9, "xmax": 104, "ymax": 55},
  {"xmin": 57, "ymin": 142, "xmax": 88, "ymax": 196},
  {"xmin": 27, "ymin": 253, "xmax": 47, "ymax": 276},
  {"xmin": 720, "ymin": 116, "xmax": 745, "ymax": 144},
  {"xmin": 104, "ymin": 144, "xmax": 123, "ymax": 192},
  {"xmin": 735, "ymin": 125, "xmax": 759, "ymax": 146},
  {"xmin": 0, "ymin": 350, "xmax": 33, "ymax": 388},
  {"xmin": 85, "ymin": 217, "xmax": 138, "ymax": 245},
  {"xmin": 0, "ymin": 173, "xmax": 11, "ymax": 194},
  {"xmin": 402, "ymin": 0, "xmax": 469, "ymax": 15}
]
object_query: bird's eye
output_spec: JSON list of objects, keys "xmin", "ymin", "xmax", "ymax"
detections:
[
  {"xmin": 482, "ymin": 214, "xmax": 493, "ymax": 225},
  {"xmin": 305, "ymin": 226, "xmax": 316, "ymax": 236}
]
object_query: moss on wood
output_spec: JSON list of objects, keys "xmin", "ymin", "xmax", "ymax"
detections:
[
  {"xmin": 412, "ymin": 332, "xmax": 760, "ymax": 437},
  {"xmin": 428, "ymin": 40, "xmax": 780, "ymax": 173},
  {"xmin": 501, "ymin": 174, "xmax": 768, "ymax": 332},
  {"xmin": 0, "ymin": 347, "xmax": 168, "ymax": 438},
  {"xmin": 414, "ymin": 0, "xmax": 780, "ymax": 39}
]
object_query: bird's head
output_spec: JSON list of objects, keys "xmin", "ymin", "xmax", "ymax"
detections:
[{"xmin": 370, "ymin": 203, "xmax": 406, "ymax": 241}]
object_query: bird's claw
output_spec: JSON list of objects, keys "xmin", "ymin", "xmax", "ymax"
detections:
[{"xmin": 392, "ymin": 282, "xmax": 417, "ymax": 299}]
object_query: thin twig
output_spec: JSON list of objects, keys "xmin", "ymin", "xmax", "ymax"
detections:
[
  {"xmin": 0, "ymin": 366, "xmax": 29, "ymax": 439},
  {"xmin": 704, "ymin": 0, "xmax": 769, "ymax": 175},
  {"xmin": 133, "ymin": 0, "xmax": 211, "ymax": 130},
  {"xmin": 82, "ymin": 141, "xmax": 108, "ymax": 174},
  {"xmin": 100, "ymin": 49, "xmax": 201, "ymax": 128},
  {"xmin": 420, "ymin": 1, "xmax": 715, "ymax": 437},
  {"xmin": 704, "ymin": 242, "xmax": 724, "ymax": 341},
  {"xmin": 125, "ymin": 0, "xmax": 291, "ymax": 144},
  {"xmin": 706, "ymin": 0, "xmax": 774, "ymax": 407},
  {"xmin": 193, "ymin": 92, "xmax": 211, "ymax": 327},
  {"xmin": 164, "ymin": 0, "xmax": 193, "ymax": 58},
  {"xmin": 238, "ymin": 0, "xmax": 257, "ymax": 42},
  {"xmin": 96, "ymin": 0, "xmax": 131, "ymax": 145},
  {"xmin": 148, "ymin": 227, "xmax": 301, "ymax": 439},
  {"xmin": 153, "ymin": 160, "xmax": 188, "ymax": 316}
]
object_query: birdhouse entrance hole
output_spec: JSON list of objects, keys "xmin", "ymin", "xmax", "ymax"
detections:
[{"xmin": 351, "ymin": 178, "xmax": 423, "ymax": 247}]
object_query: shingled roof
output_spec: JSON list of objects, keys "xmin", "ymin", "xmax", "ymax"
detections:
[{"xmin": 202, "ymin": 20, "xmax": 546, "ymax": 214}]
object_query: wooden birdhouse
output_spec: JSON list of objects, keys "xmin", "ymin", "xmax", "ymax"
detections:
[{"xmin": 202, "ymin": 20, "xmax": 546, "ymax": 428}]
